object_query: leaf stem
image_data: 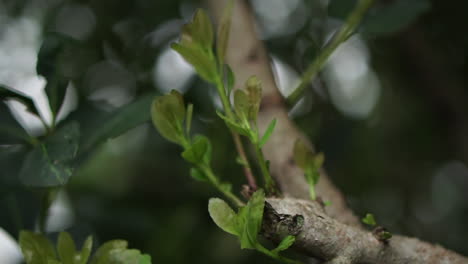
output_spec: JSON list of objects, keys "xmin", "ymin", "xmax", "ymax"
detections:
[
  {"xmin": 257, "ymin": 245, "xmax": 303, "ymax": 264},
  {"xmin": 286, "ymin": 0, "xmax": 375, "ymax": 105},
  {"xmin": 215, "ymin": 76, "xmax": 258, "ymax": 191},
  {"xmin": 200, "ymin": 164, "xmax": 244, "ymax": 207},
  {"xmin": 254, "ymin": 144, "xmax": 276, "ymax": 195}
]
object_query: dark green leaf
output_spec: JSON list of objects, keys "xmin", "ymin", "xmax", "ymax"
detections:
[
  {"xmin": 0, "ymin": 102, "xmax": 31, "ymax": 145},
  {"xmin": 181, "ymin": 135, "xmax": 211, "ymax": 164},
  {"xmin": 80, "ymin": 93, "xmax": 154, "ymax": 153},
  {"xmin": 19, "ymin": 122, "xmax": 80, "ymax": 187},
  {"xmin": 0, "ymin": 145, "xmax": 29, "ymax": 196},
  {"xmin": 208, "ymin": 198, "xmax": 239, "ymax": 236},
  {"xmin": 272, "ymin": 235, "xmax": 295, "ymax": 254},
  {"xmin": 44, "ymin": 76, "xmax": 69, "ymax": 116},
  {"xmin": 36, "ymin": 33, "xmax": 80, "ymax": 115},
  {"xmin": 57, "ymin": 232, "xmax": 76, "ymax": 264},
  {"xmin": 362, "ymin": 213, "xmax": 377, "ymax": 226},
  {"xmin": 171, "ymin": 43, "xmax": 217, "ymax": 83},
  {"xmin": 0, "ymin": 84, "xmax": 40, "ymax": 116},
  {"xmin": 19, "ymin": 230, "xmax": 57, "ymax": 264},
  {"xmin": 259, "ymin": 119, "xmax": 276, "ymax": 148},
  {"xmin": 36, "ymin": 33, "xmax": 80, "ymax": 79},
  {"xmin": 217, "ymin": 1, "xmax": 234, "ymax": 65}
]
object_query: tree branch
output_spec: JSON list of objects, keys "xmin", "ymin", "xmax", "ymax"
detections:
[
  {"xmin": 205, "ymin": 0, "xmax": 468, "ymax": 262},
  {"xmin": 265, "ymin": 198, "xmax": 468, "ymax": 264},
  {"xmin": 206, "ymin": 0, "xmax": 360, "ymax": 227}
]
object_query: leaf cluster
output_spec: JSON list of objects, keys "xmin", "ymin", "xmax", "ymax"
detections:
[
  {"xmin": 208, "ymin": 190, "xmax": 301, "ymax": 264},
  {"xmin": 293, "ymin": 139, "xmax": 324, "ymax": 200},
  {"xmin": 19, "ymin": 231, "xmax": 151, "ymax": 264}
]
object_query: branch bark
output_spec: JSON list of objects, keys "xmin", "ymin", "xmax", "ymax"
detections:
[
  {"xmin": 265, "ymin": 198, "xmax": 468, "ymax": 264},
  {"xmin": 205, "ymin": 0, "xmax": 468, "ymax": 262}
]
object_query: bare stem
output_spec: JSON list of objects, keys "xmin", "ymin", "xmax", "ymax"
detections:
[{"xmin": 286, "ymin": 0, "xmax": 375, "ymax": 105}]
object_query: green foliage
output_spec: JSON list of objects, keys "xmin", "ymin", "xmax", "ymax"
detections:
[
  {"xmin": 259, "ymin": 119, "xmax": 277, "ymax": 148},
  {"xmin": 19, "ymin": 122, "xmax": 80, "ymax": 187},
  {"xmin": 171, "ymin": 9, "xmax": 217, "ymax": 83},
  {"xmin": 79, "ymin": 93, "xmax": 154, "ymax": 154},
  {"xmin": 293, "ymin": 139, "xmax": 324, "ymax": 200},
  {"xmin": 216, "ymin": 0, "xmax": 234, "ymax": 66},
  {"xmin": 362, "ymin": 214, "xmax": 393, "ymax": 242},
  {"xmin": 208, "ymin": 190, "xmax": 301, "ymax": 264},
  {"xmin": 151, "ymin": 90, "xmax": 187, "ymax": 145},
  {"xmin": 181, "ymin": 135, "xmax": 212, "ymax": 165},
  {"xmin": 19, "ymin": 231, "xmax": 151, "ymax": 264},
  {"xmin": 361, "ymin": 213, "xmax": 376, "ymax": 227},
  {"xmin": 150, "ymin": 90, "xmax": 243, "ymax": 206}
]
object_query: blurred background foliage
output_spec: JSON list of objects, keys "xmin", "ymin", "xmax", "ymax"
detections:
[{"xmin": 0, "ymin": 0, "xmax": 468, "ymax": 263}]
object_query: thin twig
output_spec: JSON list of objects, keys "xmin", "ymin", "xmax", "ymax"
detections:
[{"xmin": 286, "ymin": 0, "xmax": 375, "ymax": 105}]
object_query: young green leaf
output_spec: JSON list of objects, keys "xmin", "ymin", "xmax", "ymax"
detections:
[
  {"xmin": 293, "ymin": 139, "xmax": 324, "ymax": 200},
  {"xmin": 191, "ymin": 9, "xmax": 214, "ymax": 50},
  {"xmin": 272, "ymin": 235, "xmax": 296, "ymax": 254},
  {"xmin": 19, "ymin": 230, "xmax": 57, "ymax": 264},
  {"xmin": 181, "ymin": 135, "xmax": 211, "ymax": 164},
  {"xmin": 224, "ymin": 64, "xmax": 235, "ymax": 95},
  {"xmin": 216, "ymin": 110, "xmax": 250, "ymax": 136},
  {"xmin": 78, "ymin": 236, "xmax": 93, "ymax": 264},
  {"xmin": 219, "ymin": 182, "xmax": 233, "ymax": 193},
  {"xmin": 190, "ymin": 167, "xmax": 207, "ymax": 182},
  {"xmin": 90, "ymin": 240, "xmax": 128, "ymax": 264},
  {"xmin": 237, "ymin": 189, "xmax": 265, "ymax": 249},
  {"xmin": 208, "ymin": 198, "xmax": 239, "ymax": 236},
  {"xmin": 293, "ymin": 139, "xmax": 314, "ymax": 170},
  {"xmin": 171, "ymin": 43, "xmax": 217, "ymax": 83},
  {"xmin": 57, "ymin": 232, "xmax": 76, "ymax": 264},
  {"xmin": 151, "ymin": 90, "xmax": 186, "ymax": 145},
  {"xmin": 233, "ymin": 89, "xmax": 249, "ymax": 123},
  {"xmin": 362, "ymin": 213, "xmax": 377, "ymax": 227},
  {"xmin": 245, "ymin": 76, "xmax": 262, "ymax": 121},
  {"xmin": 259, "ymin": 119, "xmax": 277, "ymax": 148},
  {"xmin": 217, "ymin": 0, "xmax": 234, "ymax": 65},
  {"xmin": 108, "ymin": 249, "xmax": 148, "ymax": 264}
]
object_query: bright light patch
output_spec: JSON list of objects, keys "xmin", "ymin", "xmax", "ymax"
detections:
[{"xmin": 0, "ymin": 228, "xmax": 22, "ymax": 264}]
